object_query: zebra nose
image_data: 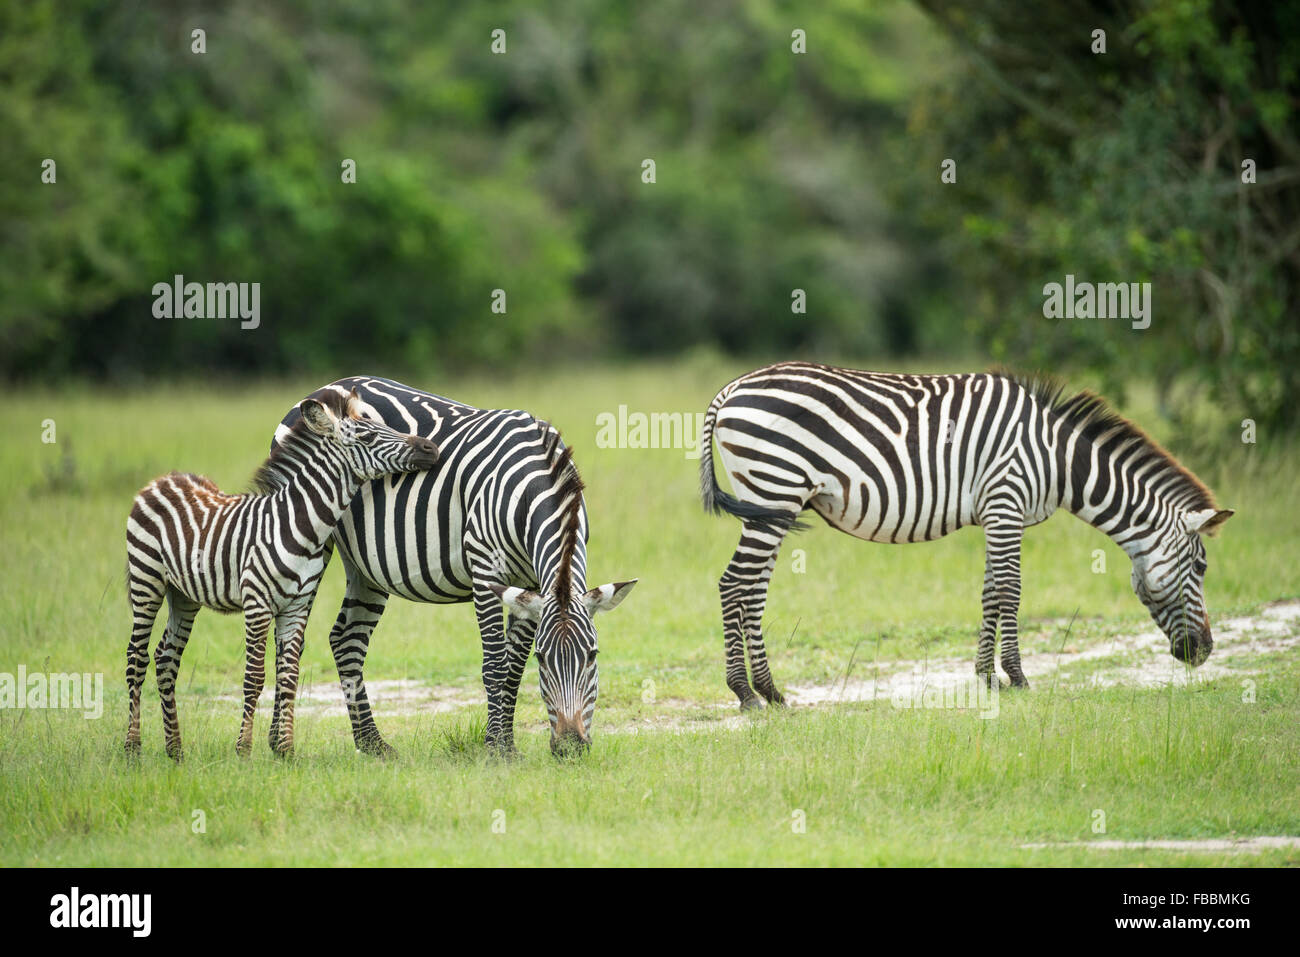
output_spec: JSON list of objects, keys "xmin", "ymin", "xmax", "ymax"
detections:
[
  {"xmin": 1196, "ymin": 625, "xmax": 1213, "ymax": 664},
  {"xmin": 406, "ymin": 436, "xmax": 440, "ymax": 465},
  {"xmin": 551, "ymin": 714, "xmax": 590, "ymax": 754}
]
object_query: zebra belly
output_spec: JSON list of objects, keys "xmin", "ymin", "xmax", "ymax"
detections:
[
  {"xmin": 333, "ymin": 509, "xmax": 473, "ymax": 604},
  {"xmin": 809, "ymin": 482, "xmax": 976, "ymax": 544},
  {"xmin": 160, "ymin": 549, "xmax": 242, "ymax": 611}
]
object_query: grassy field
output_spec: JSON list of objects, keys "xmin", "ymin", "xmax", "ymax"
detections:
[{"xmin": 2, "ymin": 355, "xmax": 1298, "ymax": 866}]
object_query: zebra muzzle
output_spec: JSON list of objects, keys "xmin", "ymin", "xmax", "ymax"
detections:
[
  {"xmin": 1172, "ymin": 622, "xmax": 1213, "ymax": 667},
  {"xmin": 551, "ymin": 713, "xmax": 591, "ymax": 754},
  {"xmin": 405, "ymin": 436, "xmax": 440, "ymax": 469}
]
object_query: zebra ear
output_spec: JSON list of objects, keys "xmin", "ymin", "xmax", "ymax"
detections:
[
  {"xmin": 300, "ymin": 399, "xmax": 337, "ymax": 436},
  {"xmin": 487, "ymin": 583, "xmax": 544, "ymax": 621},
  {"xmin": 1183, "ymin": 508, "xmax": 1234, "ymax": 537},
  {"xmin": 582, "ymin": 579, "xmax": 638, "ymax": 616}
]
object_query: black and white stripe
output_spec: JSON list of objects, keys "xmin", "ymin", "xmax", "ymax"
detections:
[
  {"xmin": 700, "ymin": 362, "xmax": 1233, "ymax": 707},
  {"xmin": 269, "ymin": 377, "xmax": 637, "ymax": 755},
  {"xmin": 124, "ymin": 389, "xmax": 439, "ymax": 759}
]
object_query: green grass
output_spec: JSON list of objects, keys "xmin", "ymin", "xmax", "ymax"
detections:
[
  {"xmin": 2, "ymin": 356, "xmax": 1298, "ymax": 865},
  {"xmin": 4, "ymin": 675, "xmax": 1298, "ymax": 866}
]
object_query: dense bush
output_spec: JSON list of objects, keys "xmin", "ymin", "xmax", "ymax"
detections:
[
  {"xmin": 910, "ymin": 0, "xmax": 1300, "ymax": 431},
  {"xmin": 2, "ymin": 1, "xmax": 1297, "ymax": 432}
]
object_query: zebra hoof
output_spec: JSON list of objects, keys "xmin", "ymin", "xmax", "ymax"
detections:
[
  {"xmin": 165, "ymin": 746, "xmax": 184, "ymax": 764},
  {"xmin": 123, "ymin": 739, "xmax": 141, "ymax": 758},
  {"xmin": 357, "ymin": 739, "xmax": 397, "ymax": 759},
  {"xmin": 739, "ymin": 696, "xmax": 765, "ymax": 712},
  {"xmin": 1007, "ymin": 677, "xmax": 1030, "ymax": 690},
  {"xmin": 270, "ymin": 739, "xmax": 295, "ymax": 759}
]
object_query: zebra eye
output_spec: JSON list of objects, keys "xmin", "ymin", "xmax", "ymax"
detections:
[{"xmin": 1193, "ymin": 559, "xmax": 1207, "ymax": 576}]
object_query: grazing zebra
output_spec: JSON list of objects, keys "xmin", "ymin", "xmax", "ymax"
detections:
[
  {"xmin": 265, "ymin": 377, "xmax": 637, "ymax": 756},
  {"xmin": 124, "ymin": 389, "xmax": 440, "ymax": 760},
  {"xmin": 699, "ymin": 362, "xmax": 1234, "ymax": 707}
]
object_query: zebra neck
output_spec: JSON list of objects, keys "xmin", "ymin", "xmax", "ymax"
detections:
[
  {"xmin": 1059, "ymin": 424, "xmax": 1176, "ymax": 558},
  {"xmin": 268, "ymin": 442, "xmax": 361, "ymax": 547}
]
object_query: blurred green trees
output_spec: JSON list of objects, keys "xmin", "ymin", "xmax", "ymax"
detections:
[
  {"xmin": 911, "ymin": 0, "xmax": 1300, "ymax": 431},
  {"xmin": 2, "ymin": 1, "xmax": 1297, "ymax": 431}
]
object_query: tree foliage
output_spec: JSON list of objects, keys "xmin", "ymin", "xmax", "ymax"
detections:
[
  {"xmin": 2, "ymin": 0, "xmax": 1297, "ymax": 436},
  {"xmin": 911, "ymin": 0, "xmax": 1300, "ymax": 431}
]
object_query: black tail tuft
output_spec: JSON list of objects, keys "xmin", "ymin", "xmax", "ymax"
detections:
[
  {"xmin": 706, "ymin": 486, "xmax": 810, "ymax": 533},
  {"xmin": 699, "ymin": 399, "xmax": 808, "ymax": 534}
]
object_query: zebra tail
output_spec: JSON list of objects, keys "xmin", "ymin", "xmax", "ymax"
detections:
[{"xmin": 698, "ymin": 395, "xmax": 808, "ymax": 533}]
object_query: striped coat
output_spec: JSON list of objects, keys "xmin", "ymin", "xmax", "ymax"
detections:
[
  {"xmin": 700, "ymin": 362, "xmax": 1233, "ymax": 707},
  {"xmin": 124, "ymin": 389, "xmax": 439, "ymax": 759},
  {"xmin": 268, "ymin": 377, "xmax": 636, "ymax": 756}
]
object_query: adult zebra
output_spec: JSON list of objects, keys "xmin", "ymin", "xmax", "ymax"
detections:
[
  {"xmin": 125, "ymin": 388, "xmax": 440, "ymax": 759},
  {"xmin": 699, "ymin": 362, "xmax": 1233, "ymax": 707},
  {"xmin": 267, "ymin": 377, "xmax": 637, "ymax": 756}
]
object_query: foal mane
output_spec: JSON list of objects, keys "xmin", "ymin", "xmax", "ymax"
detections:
[
  {"xmin": 248, "ymin": 389, "xmax": 351, "ymax": 495},
  {"xmin": 537, "ymin": 422, "xmax": 586, "ymax": 612},
  {"xmin": 1001, "ymin": 370, "xmax": 1218, "ymax": 513}
]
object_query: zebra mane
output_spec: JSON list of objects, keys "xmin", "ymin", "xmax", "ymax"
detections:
[
  {"xmin": 248, "ymin": 390, "xmax": 350, "ymax": 495},
  {"xmin": 538, "ymin": 422, "xmax": 586, "ymax": 613},
  {"xmin": 1001, "ymin": 370, "xmax": 1218, "ymax": 512},
  {"xmin": 248, "ymin": 420, "xmax": 315, "ymax": 495}
]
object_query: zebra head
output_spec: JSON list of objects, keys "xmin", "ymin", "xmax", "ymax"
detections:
[
  {"xmin": 299, "ymin": 390, "xmax": 441, "ymax": 481},
  {"xmin": 1130, "ymin": 507, "xmax": 1234, "ymax": 666},
  {"xmin": 490, "ymin": 580, "xmax": 637, "ymax": 754}
]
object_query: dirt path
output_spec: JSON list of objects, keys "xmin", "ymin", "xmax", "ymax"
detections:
[
  {"xmin": 213, "ymin": 678, "xmax": 484, "ymax": 717},
  {"xmin": 785, "ymin": 599, "xmax": 1300, "ymax": 707},
  {"xmin": 229, "ymin": 600, "xmax": 1300, "ymax": 727},
  {"xmin": 1021, "ymin": 836, "xmax": 1300, "ymax": 853}
]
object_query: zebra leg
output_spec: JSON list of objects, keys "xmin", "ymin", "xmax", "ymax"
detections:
[
  {"xmin": 153, "ymin": 589, "xmax": 200, "ymax": 762},
  {"xmin": 236, "ymin": 606, "xmax": 273, "ymax": 757},
  {"xmin": 496, "ymin": 614, "xmax": 538, "ymax": 754},
  {"xmin": 269, "ymin": 605, "xmax": 311, "ymax": 758},
  {"xmin": 720, "ymin": 520, "xmax": 788, "ymax": 710},
  {"xmin": 268, "ymin": 626, "xmax": 284, "ymax": 754},
  {"xmin": 472, "ymin": 582, "xmax": 512, "ymax": 753},
  {"xmin": 975, "ymin": 554, "xmax": 999, "ymax": 687},
  {"xmin": 326, "ymin": 571, "xmax": 393, "ymax": 756},
  {"xmin": 986, "ymin": 523, "xmax": 1030, "ymax": 689},
  {"xmin": 745, "ymin": 549, "xmax": 786, "ymax": 706},
  {"xmin": 124, "ymin": 574, "xmax": 165, "ymax": 756}
]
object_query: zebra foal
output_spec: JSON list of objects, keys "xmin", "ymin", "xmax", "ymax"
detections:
[
  {"xmin": 700, "ymin": 362, "xmax": 1233, "ymax": 707},
  {"xmin": 124, "ymin": 389, "xmax": 440, "ymax": 760}
]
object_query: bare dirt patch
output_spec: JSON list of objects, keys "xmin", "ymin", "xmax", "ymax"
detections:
[
  {"xmin": 1020, "ymin": 836, "xmax": 1300, "ymax": 854},
  {"xmin": 214, "ymin": 678, "xmax": 483, "ymax": 717},
  {"xmin": 215, "ymin": 601, "xmax": 1299, "ymax": 731},
  {"xmin": 785, "ymin": 599, "xmax": 1300, "ymax": 707}
]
